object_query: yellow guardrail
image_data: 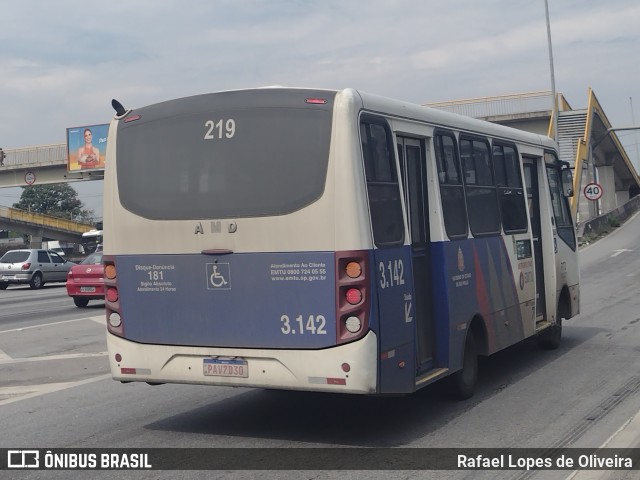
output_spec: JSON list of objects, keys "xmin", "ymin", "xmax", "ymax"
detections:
[{"xmin": 0, "ymin": 205, "xmax": 94, "ymax": 234}]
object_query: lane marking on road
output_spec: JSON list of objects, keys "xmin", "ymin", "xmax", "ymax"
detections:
[
  {"xmin": 610, "ymin": 249, "xmax": 632, "ymax": 258},
  {"xmin": 89, "ymin": 314, "xmax": 106, "ymax": 325},
  {"xmin": 0, "ymin": 316, "xmax": 105, "ymax": 334},
  {"xmin": 564, "ymin": 378, "xmax": 640, "ymax": 479},
  {"xmin": 565, "ymin": 410, "xmax": 640, "ymax": 480},
  {"xmin": 0, "ymin": 352, "xmax": 108, "ymax": 365},
  {"xmin": 0, "ymin": 374, "xmax": 112, "ymax": 407},
  {"xmin": 0, "ymin": 348, "xmax": 11, "ymax": 361}
]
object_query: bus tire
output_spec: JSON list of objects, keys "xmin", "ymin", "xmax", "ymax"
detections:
[
  {"xmin": 449, "ymin": 332, "xmax": 478, "ymax": 400},
  {"xmin": 73, "ymin": 297, "xmax": 90, "ymax": 308},
  {"xmin": 537, "ymin": 317, "xmax": 562, "ymax": 350},
  {"xmin": 29, "ymin": 272, "xmax": 43, "ymax": 289}
]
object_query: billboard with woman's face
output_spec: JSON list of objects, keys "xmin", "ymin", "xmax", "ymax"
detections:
[{"xmin": 67, "ymin": 123, "xmax": 109, "ymax": 172}]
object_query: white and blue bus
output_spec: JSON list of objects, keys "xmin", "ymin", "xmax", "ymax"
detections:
[{"xmin": 103, "ymin": 88, "xmax": 579, "ymax": 398}]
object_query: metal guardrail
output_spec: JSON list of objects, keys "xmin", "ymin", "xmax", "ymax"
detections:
[
  {"xmin": 577, "ymin": 195, "xmax": 640, "ymax": 243},
  {"xmin": 0, "ymin": 143, "xmax": 67, "ymax": 168},
  {"xmin": 0, "ymin": 205, "xmax": 93, "ymax": 234}
]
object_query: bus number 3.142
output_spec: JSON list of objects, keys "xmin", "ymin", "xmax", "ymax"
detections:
[
  {"xmin": 379, "ymin": 259, "xmax": 405, "ymax": 289},
  {"xmin": 280, "ymin": 314, "xmax": 327, "ymax": 335}
]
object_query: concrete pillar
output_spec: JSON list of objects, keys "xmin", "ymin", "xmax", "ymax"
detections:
[
  {"xmin": 30, "ymin": 236, "xmax": 43, "ymax": 248},
  {"xmin": 577, "ymin": 163, "xmax": 597, "ymax": 223},
  {"xmin": 29, "ymin": 228, "xmax": 45, "ymax": 248},
  {"xmin": 596, "ymin": 165, "xmax": 617, "ymax": 214}
]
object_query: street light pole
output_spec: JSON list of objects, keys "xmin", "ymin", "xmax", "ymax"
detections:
[
  {"xmin": 631, "ymin": 97, "xmax": 640, "ymax": 170},
  {"xmin": 544, "ymin": 0, "xmax": 558, "ymax": 143}
]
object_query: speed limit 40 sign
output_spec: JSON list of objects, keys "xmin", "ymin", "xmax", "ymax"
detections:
[{"xmin": 584, "ymin": 182, "xmax": 603, "ymax": 201}]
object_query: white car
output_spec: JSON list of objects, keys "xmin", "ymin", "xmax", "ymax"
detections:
[{"xmin": 0, "ymin": 249, "xmax": 76, "ymax": 290}]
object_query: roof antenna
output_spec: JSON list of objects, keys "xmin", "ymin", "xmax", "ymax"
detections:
[{"xmin": 111, "ymin": 99, "xmax": 127, "ymax": 117}]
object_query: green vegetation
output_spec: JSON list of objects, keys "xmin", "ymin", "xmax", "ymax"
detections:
[
  {"xmin": 607, "ymin": 216, "xmax": 621, "ymax": 228},
  {"xmin": 580, "ymin": 215, "xmax": 621, "ymax": 245},
  {"xmin": 13, "ymin": 184, "xmax": 95, "ymax": 223}
]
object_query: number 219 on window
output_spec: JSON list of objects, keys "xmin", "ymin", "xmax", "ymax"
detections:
[{"xmin": 204, "ymin": 119, "xmax": 236, "ymax": 139}]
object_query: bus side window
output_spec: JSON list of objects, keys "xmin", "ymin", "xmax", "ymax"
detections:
[
  {"xmin": 360, "ymin": 117, "xmax": 405, "ymax": 246},
  {"xmin": 434, "ymin": 131, "xmax": 468, "ymax": 239},
  {"xmin": 460, "ymin": 136, "xmax": 500, "ymax": 237},
  {"xmin": 493, "ymin": 143, "xmax": 528, "ymax": 234}
]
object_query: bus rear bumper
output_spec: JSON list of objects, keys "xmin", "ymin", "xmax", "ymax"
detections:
[{"xmin": 107, "ymin": 331, "xmax": 379, "ymax": 394}]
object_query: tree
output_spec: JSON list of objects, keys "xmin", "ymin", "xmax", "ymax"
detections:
[{"xmin": 13, "ymin": 184, "xmax": 95, "ymax": 222}]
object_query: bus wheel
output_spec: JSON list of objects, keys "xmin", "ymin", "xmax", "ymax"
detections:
[
  {"xmin": 449, "ymin": 332, "xmax": 478, "ymax": 400},
  {"xmin": 537, "ymin": 317, "xmax": 562, "ymax": 350},
  {"xmin": 29, "ymin": 273, "xmax": 43, "ymax": 289}
]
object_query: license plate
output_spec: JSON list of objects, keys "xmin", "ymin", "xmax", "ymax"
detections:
[
  {"xmin": 1, "ymin": 275, "xmax": 15, "ymax": 280},
  {"xmin": 80, "ymin": 286, "xmax": 96, "ymax": 293},
  {"xmin": 203, "ymin": 357, "xmax": 248, "ymax": 378}
]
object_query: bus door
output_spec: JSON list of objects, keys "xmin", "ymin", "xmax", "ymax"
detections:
[
  {"xmin": 523, "ymin": 158, "xmax": 546, "ymax": 321},
  {"xmin": 397, "ymin": 136, "xmax": 436, "ymax": 369}
]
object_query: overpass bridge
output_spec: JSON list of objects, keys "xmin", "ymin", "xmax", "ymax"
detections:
[
  {"xmin": 0, "ymin": 205, "xmax": 93, "ymax": 246},
  {"xmin": 0, "ymin": 144, "xmax": 98, "ymax": 245},
  {"xmin": 0, "ymin": 143, "xmax": 103, "ymax": 188}
]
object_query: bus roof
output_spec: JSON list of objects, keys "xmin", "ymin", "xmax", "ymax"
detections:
[
  {"xmin": 111, "ymin": 85, "xmax": 557, "ymax": 153},
  {"xmin": 353, "ymin": 88, "xmax": 557, "ymax": 151}
]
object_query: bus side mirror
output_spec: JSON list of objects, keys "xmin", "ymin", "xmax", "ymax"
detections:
[{"xmin": 561, "ymin": 168, "xmax": 574, "ymax": 197}]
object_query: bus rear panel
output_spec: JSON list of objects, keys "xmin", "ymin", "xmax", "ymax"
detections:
[{"xmin": 104, "ymin": 88, "xmax": 382, "ymax": 393}]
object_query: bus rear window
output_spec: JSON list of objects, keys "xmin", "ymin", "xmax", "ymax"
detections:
[{"xmin": 115, "ymin": 90, "xmax": 335, "ymax": 219}]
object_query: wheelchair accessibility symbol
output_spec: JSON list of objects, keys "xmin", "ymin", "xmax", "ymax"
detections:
[{"xmin": 206, "ymin": 263, "xmax": 231, "ymax": 290}]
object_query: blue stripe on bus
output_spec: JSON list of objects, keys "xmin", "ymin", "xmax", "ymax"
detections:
[
  {"xmin": 432, "ymin": 236, "xmax": 524, "ymax": 372},
  {"xmin": 372, "ymin": 246, "xmax": 416, "ymax": 393},
  {"xmin": 371, "ymin": 236, "xmax": 523, "ymax": 392},
  {"xmin": 114, "ymin": 235, "xmax": 525, "ymax": 383},
  {"xmin": 115, "ymin": 252, "xmax": 337, "ymax": 348}
]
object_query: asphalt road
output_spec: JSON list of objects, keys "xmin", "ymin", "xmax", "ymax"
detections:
[{"xmin": 0, "ymin": 214, "xmax": 639, "ymax": 480}]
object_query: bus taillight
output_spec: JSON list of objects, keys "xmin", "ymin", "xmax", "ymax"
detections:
[
  {"xmin": 344, "ymin": 316, "xmax": 362, "ymax": 333},
  {"xmin": 345, "ymin": 261, "xmax": 362, "ymax": 278},
  {"xmin": 105, "ymin": 264, "xmax": 116, "ymax": 280},
  {"xmin": 106, "ymin": 287, "xmax": 119, "ymax": 302},
  {"xmin": 305, "ymin": 98, "xmax": 328, "ymax": 105},
  {"xmin": 104, "ymin": 256, "xmax": 124, "ymax": 337},
  {"xmin": 335, "ymin": 251, "xmax": 370, "ymax": 344},
  {"xmin": 108, "ymin": 312, "xmax": 122, "ymax": 328},
  {"xmin": 345, "ymin": 288, "xmax": 362, "ymax": 305}
]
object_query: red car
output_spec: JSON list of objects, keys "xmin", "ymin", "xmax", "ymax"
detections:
[{"xmin": 66, "ymin": 251, "xmax": 104, "ymax": 307}]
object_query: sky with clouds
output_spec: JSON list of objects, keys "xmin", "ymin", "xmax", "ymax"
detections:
[{"xmin": 1, "ymin": 0, "xmax": 639, "ymax": 216}]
